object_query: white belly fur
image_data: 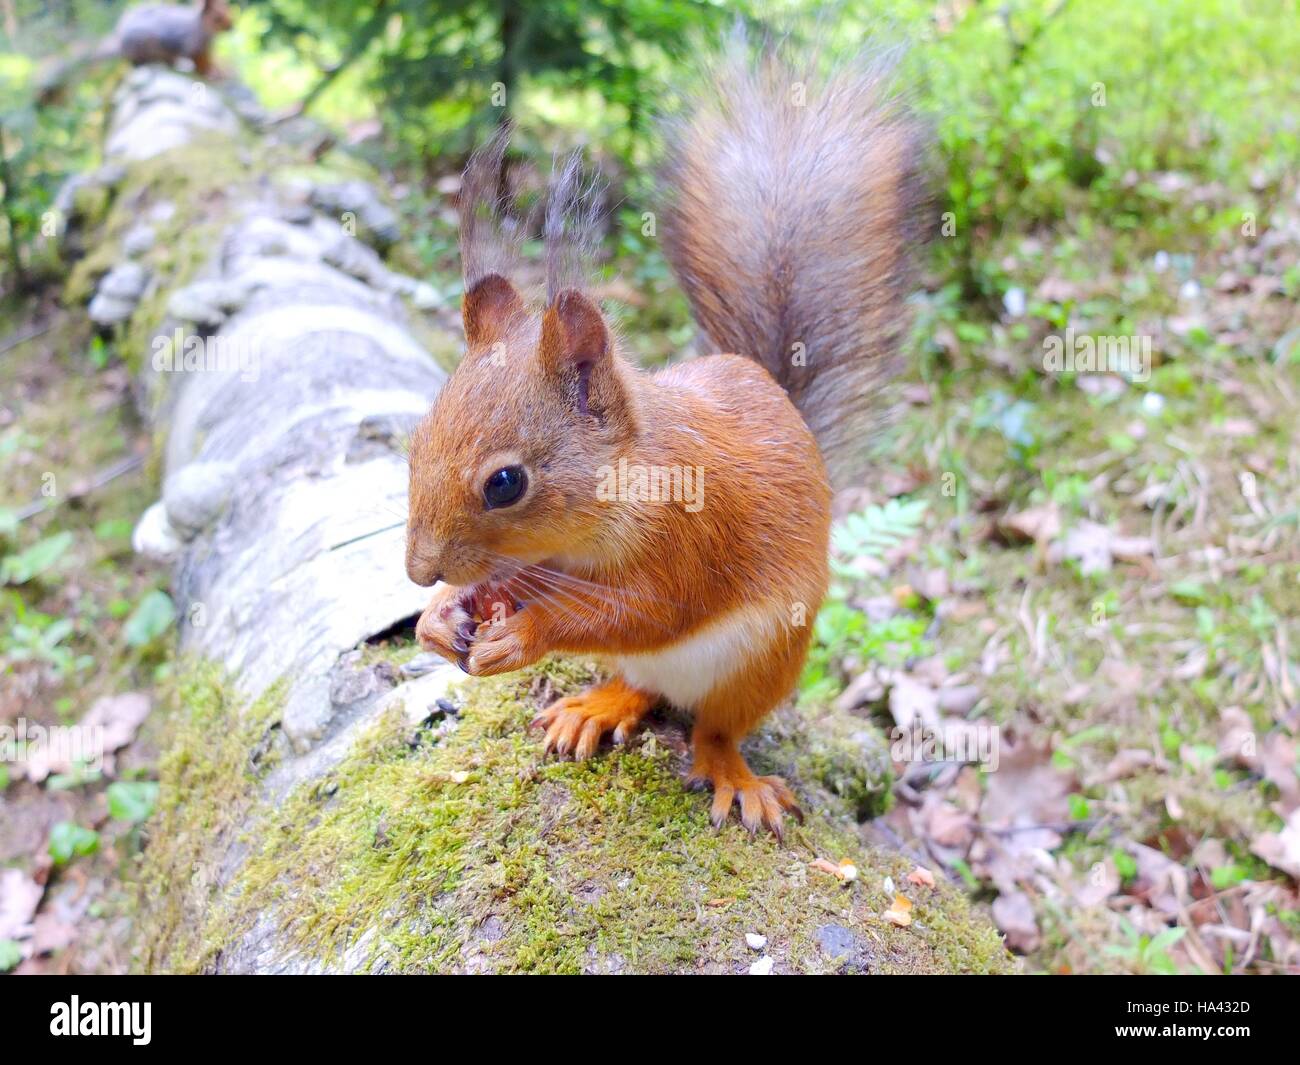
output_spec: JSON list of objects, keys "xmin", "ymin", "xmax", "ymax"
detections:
[{"xmin": 613, "ymin": 600, "xmax": 786, "ymax": 709}]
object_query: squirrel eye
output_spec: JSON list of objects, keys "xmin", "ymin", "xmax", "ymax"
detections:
[{"xmin": 483, "ymin": 465, "xmax": 527, "ymax": 509}]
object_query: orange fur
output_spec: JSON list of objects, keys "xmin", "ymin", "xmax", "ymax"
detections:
[{"xmin": 531, "ymin": 677, "xmax": 654, "ymax": 760}]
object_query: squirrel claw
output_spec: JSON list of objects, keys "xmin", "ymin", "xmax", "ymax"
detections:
[
  {"xmin": 687, "ymin": 741, "xmax": 799, "ymax": 839},
  {"xmin": 531, "ymin": 681, "xmax": 652, "ymax": 762}
]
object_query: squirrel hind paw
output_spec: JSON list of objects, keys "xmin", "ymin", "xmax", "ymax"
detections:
[{"xmin": 687, "ymin": 745, "xmax": 802, "ymax": 839}]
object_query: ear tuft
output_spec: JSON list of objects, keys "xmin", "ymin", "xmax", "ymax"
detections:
[{"xmin": 462, "ymin": 273, "xmax": 525, "ymax": 348}]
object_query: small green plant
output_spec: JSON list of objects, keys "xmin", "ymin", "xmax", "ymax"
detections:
[
  {"xmin": 123, "ymin": 589, "xmax": 177, "ymax": 649},
  {"xmin": 1104, "ymin": 920, "xmax": 1187, "ymax": 974},
  {"xmin": 1, "ymin": 530, "xmax": 74, "ymax": 585},
  {"xmin": 801, "ymin": 601, "xmax": 932, "ymax": 701},
  {"xmin": 830, "ymin": 499, "xmax": 928, "ymax": 580},
  {"xmin": 2, "ymin": 596, "xmax": 89, "ymax": 677},
  {"xmin": 107, "ymin": 780, "xmax": 160, "ymax": 824},
  {"xmin": 802, "ymin": 501, "xmax": 935, "ymax": 699},
  {"xmin": 45, "ymin": 762, "xmax": 103, "ymax": 791},
  {"xmin": 48, "ymin": 821, "xmax": 100, "ymax": 866}
]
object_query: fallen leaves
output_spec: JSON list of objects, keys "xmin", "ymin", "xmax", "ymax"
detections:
[
  {"xmin": 1252, "ymin": 785, "xmax": 1300, "ymax": 880},
  {"xmin": 991, "ymin": 890, "xmax": 1040, "ymax": 953},
  {"xmin": 23, "ymin": 691, "xmax": 152, "ymax": 783},
  {"xmin": 996, "ymin": 502, "xmax": 1155, "ymax": 575},
  {"xmin": 1049, "ymin": 520, "xmax": 1155, "ymax": 575},
  {"xmin": 0, "ymin": 868, "xmax": 43, "ymax": 942},
  {"xmin": 998, "ymin": 502, "xmax": 1061, "ymax": 547}
]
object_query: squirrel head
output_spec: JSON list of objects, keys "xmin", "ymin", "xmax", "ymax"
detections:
[
  {"xmin": 200, "ymin": 0, "xmax": 234, "ymax": 33},
  {"xmin": 405, "ymin": 273, "xmax": 638, "ymax": 588}
]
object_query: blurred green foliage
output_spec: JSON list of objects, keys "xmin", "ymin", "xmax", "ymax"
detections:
[{"xmin": 3, "ymin": 0, "xmax": 1299, "ymax": 308}]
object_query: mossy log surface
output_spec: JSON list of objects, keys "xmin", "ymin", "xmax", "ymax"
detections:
[{"xmin": 72, "ymin": 68, "xmax": 1011, "ymax": 974}]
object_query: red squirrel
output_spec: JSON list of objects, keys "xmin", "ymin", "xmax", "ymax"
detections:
[
  {"xmin": 113, "ymin": 0, "xmax": 234, "ymax": 77},
  {"xmin": 38, "ymin": 0, "xmax": 232, "ymax": 99},
  {"xmin": 407, "ymin": 40, "xmax": 926, "ymax": 836}
]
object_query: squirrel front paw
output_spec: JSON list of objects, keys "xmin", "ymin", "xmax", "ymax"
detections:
[
  {"xmin": 463, "ymin": 611, "xmax": 537, "ymax": 677},
  {"xmin": 414, "ymin": 586, "xmax": 476, "ymax": 670}
]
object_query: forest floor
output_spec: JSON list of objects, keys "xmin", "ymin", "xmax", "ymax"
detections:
[
  {"xmin": 814, "ymin": 177, "xmax": 1300, "ymax": 973},
  {"xmin": 0, "ymin": 296, "xmax": 165, "ymax": 973}
]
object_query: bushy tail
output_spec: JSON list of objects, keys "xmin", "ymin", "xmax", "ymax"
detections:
[{"xmin": 660, "ymin": 31, "xmax": 929, "ymax": 483}]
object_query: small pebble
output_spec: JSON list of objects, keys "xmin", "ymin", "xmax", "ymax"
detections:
[
  {"xmin": 400, "ymin": 652, "xmax": 443, "ymax": 678},
  {"xmin": 748, "ymin": 956, "xmax": 774, "ymax": 976},
  {"xmin": 745, "ymin": 932, "xmax": 767, "ymax": 951},
  {"xmin": 1002, "ymin": 286, "xmax": 1026, "ymax": 318}
]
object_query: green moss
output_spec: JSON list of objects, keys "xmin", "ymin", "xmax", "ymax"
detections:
[
  {"xmin": 757, "ymin": 700, "xmax": 895, "ymax": 821},
  {"xmin": 142, "ymin": 660, "xmax": 1009, "ymax": 974},
  {"xmin": 357, "ymin": 631, "xmax": 421, "ymax": 671},
  {"xmin": 65, "ymin": 133, "xmax": 262, "ymax": 381},
  {"xmin": 70, "ymin": 181, "xmax": 113, "ymax": 231},
  {"xmin": 133, "ymin": 659, "xmax": 284, "ymax": 973}
]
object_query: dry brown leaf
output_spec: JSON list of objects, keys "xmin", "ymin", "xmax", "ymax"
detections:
[
  {"xmin": 1217, "ymin": 706, "xmax": 1257, "ymax": 768},
  {"xmin": 920, "ymin": 797, "xmax": 975, "ymax": 849},
  {"xmin": 1097, "ymin": 748, "xmax": 1156, "ymax": 784},
  {"xmin": 936, "ymin": 684, "xmax": 982, "ymax": 717},
  {"xmin": 30, "ymin": 912, "xmax": 77, "ymax": 955},
  {"xmin": 1051, "ymin": 520, "xmax": 1115, "ymax": 575},
  {"xmin": 0, "ymin": 868, "xmax": 43, "ymax": 941},
  {"xmin": 888, "ymin": 675, "xmax": 940, "ymax": 733},
  {"xmin": 1252, "ymin": 808, "xmax": 1300, "ymax": 880},
  {"xmin": 1073, "ymin": 857, "xmax": 1121, "ymax": 909},
  {"xmin": 992, "ymin": 889, "xmax": 1040, "ymax": 953},
  {"xmin": 980, "ymin": 737, "xmax": 1075, "ymax": 833},
  {"xmin": 26, "ymin": 691, "xmax": 152, "ymax": 782},
  {"xmin": 999, "ymin": 502, "xmax": 1062, "ymax": 547},
  {"xmin": 1260, "ymin": 732, "xmax": 1300, "ymax": 811}
]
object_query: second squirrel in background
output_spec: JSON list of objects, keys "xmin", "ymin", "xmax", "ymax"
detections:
[
  {"xmin": 38, "ymin": 0, "xmax": 232, "ymax": 101},
  {"xmin": 114, "ymin": 0, "xmax": 233, "ymax": 76},
  {"xmin": 407, "ymin": 36, "xmax": 927, "ymax": 836}
]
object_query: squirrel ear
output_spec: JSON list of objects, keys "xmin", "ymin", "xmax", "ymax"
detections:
[
  {"xmin": 462, "ymin": 273, "xmax": 525, "ymax": 349},
  {"xmin": 539, "ymin": 289, "xmax": 610, "ymax": 416}
]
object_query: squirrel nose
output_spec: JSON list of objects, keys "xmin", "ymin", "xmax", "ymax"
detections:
[{"xmin": 405, "ymin": 550, "xmax": 444, "ymax": 588}]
